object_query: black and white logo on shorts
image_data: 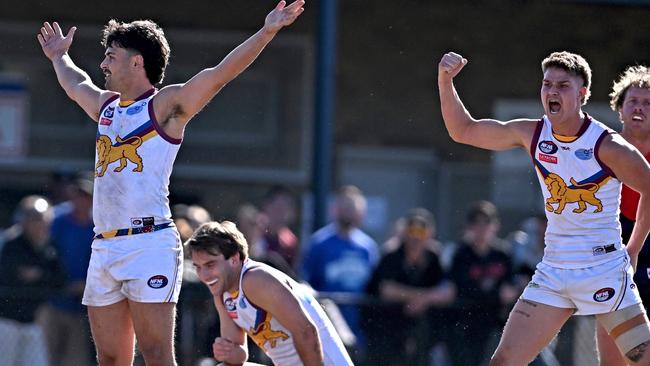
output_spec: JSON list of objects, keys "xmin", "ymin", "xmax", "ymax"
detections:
[
  {"xmin": 593, "ymin": 287, "xmax": 615, "ymax": 302},
  {"xmin": 131, "ymin": 217, "xmax": 154, "ymax": 227},
  {"xmin": 147, "ymin": 275, "xmax": 168, "ymax": 289}
]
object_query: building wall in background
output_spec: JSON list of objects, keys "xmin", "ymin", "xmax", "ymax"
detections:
[{"xmin": 0, "ymin": 0, "xmax": 647, "ymax": 241}]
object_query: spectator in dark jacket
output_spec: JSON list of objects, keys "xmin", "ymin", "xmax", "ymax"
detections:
[
  {"xmin": 0, "ymin": 195, "xmax": 65, "ymax": 366},
  {"xmin": 447, "ymin": 201, "xmax": 519, "ymax": 366},
  {"xmin": 365, "ymin": 208, "xmax": 454, "ymax": 365}
]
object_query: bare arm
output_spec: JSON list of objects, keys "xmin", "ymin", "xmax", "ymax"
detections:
[
  {"xmin": 213, "ymin": 296, "xmax": 248, "ymax": 365},
  {"xmin": 600, "ymin": 134, "xmax": 650, "ymax": 269},
  {"xmin": 437, "ymin": 52, "xmax": 536, "ymax": 150},
  {"xmin": 379, "ymin": 280, "xmax": 454, "ymax": 306},
  {"xmin": 244, "ymin": 269, "xmax": 324, "ymax": 366},
  {"xmin": 154, "ymin": 0, "xmax": 305, "ymax": 138},
  {"xmin": 37, "ymin": 22, "xmax": 114, "ymax": 122},
  {"xmin": 382, "ymin": 280, "xmax": 456, "ymax": 316},
  {"xmin": 379, "ymin": 280, "xmax": 421, "ymax": 301}
]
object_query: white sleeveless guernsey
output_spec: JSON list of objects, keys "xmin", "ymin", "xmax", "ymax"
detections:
[
  {"xmin": 531, "ymin": 114, "xmax": 623, "ymax": 268},
  {"xmin": 93, "ymin": 89, "xmax": 181, "ymax": 236},
  {"xmin": 222, "ymin": 259, "xmax": 353, "ymax": 366}
]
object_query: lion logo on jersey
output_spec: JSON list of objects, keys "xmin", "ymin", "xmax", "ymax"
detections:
[
  {"xmin": 543, "ymin": 173, "xmax": 603, "ymax": 214},
  {"xmin": 249, "ymin": 319, "xmax": 289, "ymax": 350},
  {"xmin": 95, "ymin": 134, "xmax": 144, "ymax": 177}
]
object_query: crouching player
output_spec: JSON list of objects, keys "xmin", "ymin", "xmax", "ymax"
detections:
[{"xmin": 186, "ymin": 221, "xmax": 353, "ymax": 366}]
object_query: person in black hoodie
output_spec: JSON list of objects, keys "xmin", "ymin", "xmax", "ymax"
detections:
[{"xmin": 0, "ymin": 195, "xmax": 65, "ymax": 366}]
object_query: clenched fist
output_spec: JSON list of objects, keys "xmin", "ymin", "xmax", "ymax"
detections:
[
  {"xmin": 438, "ymin": 52, "xmax": 468, "ymax": 80},
  {"xmin": 213, "ymin": 337, "xmax": 236, "ymax": 362}
]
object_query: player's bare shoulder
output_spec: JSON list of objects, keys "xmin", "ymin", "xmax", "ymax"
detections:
[
  {"xmin": 506, "ymin": 118, "xmax": 539, "ymax": 131},
  {"xmin": 98, "ymin": 90, "xmax": 120, "ymax": 109},
  {"xmin": 507, "ymin": 118, "xmax": 541, "ymax": 146},
  {"xmin": 459, "ymin": 117, "xmax": 537, "ymax": 151},
  {"xmin": 241, "ymin": 265, "xmax": 289, "ymax": 298},
  {"xmin": 149, "ymin": 84, "xmax": 188, "ymax": 138},
  {"xmin": 598, "ymin": 131, "xmax": 650, "ymax": 200},
  {"xmin": 87, "ymin": 90, "xmax": 120, "ymax": 122},
  {"xmin": 242, "ymin": 265, "xmax": 274, "ymax": 286},
  {"xmin": 598, "ymin": 132, "xmax": 640, "ymax": 161},
  {"xmin": 151, "ymin": 84, "xmax": 183, "ymax": 120}
]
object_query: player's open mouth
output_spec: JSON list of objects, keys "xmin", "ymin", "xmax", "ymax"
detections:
[
  {"xmin": 549, "ymin": 100, "xmax": 561, "ymax": 114},
  {"xmin": 632, "ymin": 115, "xmax": 644, "ymax": 122}
]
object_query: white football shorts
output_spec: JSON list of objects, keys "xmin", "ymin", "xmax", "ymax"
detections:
[
  {"xmin": 82, "ymin": 228, "xmax": 183, "ymax": 306},
  {"xmin": 521, "ymin": 251, "xmax": 642, "ymax": 315}
]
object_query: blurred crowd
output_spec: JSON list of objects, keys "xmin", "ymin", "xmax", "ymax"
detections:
[{"xmin": 0, "ymin": 173, "xmax": 554, "ymax": 366}]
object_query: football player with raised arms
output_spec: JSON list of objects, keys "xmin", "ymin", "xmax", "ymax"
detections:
[
  {"xmin": 438, "ymin": 51, "xmax": 650, "ymax": 365},
  {"xmin": 38, "ymin": 1, "xmax": 304, "ymax": 365}
]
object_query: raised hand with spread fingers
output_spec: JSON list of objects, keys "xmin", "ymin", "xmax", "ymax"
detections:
[
  {"xmin": 264, "ymin": 0, "xmax": 306, "ymax": 34},
  {"xmin": 37, "ymin": 21, "xmax": 77, "ymax": 61}
]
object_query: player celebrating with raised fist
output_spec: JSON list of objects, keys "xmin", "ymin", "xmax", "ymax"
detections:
[
  {"xmin": 38, "ymin": 1, "xmax": 304, "ymax": 365},
  {"xmin": 437, "ymin": 51, "xmax": 650, "ymax": 365}
]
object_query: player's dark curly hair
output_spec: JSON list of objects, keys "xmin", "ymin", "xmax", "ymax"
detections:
[
  {"xmin": 609, "ymin": 65, "xmax": 650, "ymax": 112},
  {"xmin": 184, "ymin": 221, "xmax": 249, "ymax": 260},
  {"xmin": 542, "ymin": 51, "xmax": 592, "ymax": 105},
  {"xmin": 101, "ymin": 19, "xmax": 170, "ymax": 85}
]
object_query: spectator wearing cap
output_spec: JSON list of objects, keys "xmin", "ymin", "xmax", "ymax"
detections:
[
  {"xmin": 39, "ymin": 177, "xmax": 95, "ymax": 366},
  {"xmin": 0, "ymin": 195, "xmax": 65, "ymax": 366},
  {"xmin": 446, "ymin": 200, "xmax": 519, "ymax": 366},
  {"xmin": 364, "ymin": 208, "xmax": 454, "ymax": 366}
]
